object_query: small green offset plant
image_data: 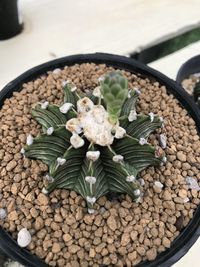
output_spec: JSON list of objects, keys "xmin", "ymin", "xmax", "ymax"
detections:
[{"xmin": 23, "ymin": 72, "xmax": 165, "ymax": 213}]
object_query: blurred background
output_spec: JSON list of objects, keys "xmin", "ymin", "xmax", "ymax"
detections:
[{"xmin": 0, "ymin": 0, "xmax": 200, "ymax": 266}]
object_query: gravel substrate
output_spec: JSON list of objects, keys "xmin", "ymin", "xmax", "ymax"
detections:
[
  {"xmin": 181, "ymin": 74, "xmax": 200, "ymax": 95},
  {"xmin": 0, "ymin": 63, "xmax": 200, "ymax": 267}
]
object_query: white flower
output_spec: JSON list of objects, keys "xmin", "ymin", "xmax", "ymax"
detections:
[
  {"xmin": 115, "ymin": 126, "xmax": 126, "ymax": 139},
  {"xmin": 59, "ymin": 103, "xmax": 73, "ymax": 114},
  {"xmin": 20, "ymin": 148, "xmax": 25, "ymax": 154},
  {"xmin": 26, "ymin": 134, "xmax": 33, "ymax": 145},
  {"xmin": 128, "ymin": 110, "xmax": 137, "ymax": 122},
  {"xmin": 134, "ymin": 189, "xmax": 141, "ymax": 196},
  {"xmin": 62, "ymin": 80, "xmax": 70, "ymax": 87},
  {"xmin": 88, "ymin": 208, "xmax": 95, "ymax": 214},
  {"xmin": 66, "ymin": 118, "xmax": 82, "ymax": 134},
  {"xmin": 93, "ymin": 86, "xmax": 102, "ymax": 98},
  {"xmin": 40, "ymin": 101, "xmax": 49, "ymax": 109},
  {"xmin": 154, "ymin": 181, "xmax": 164, "ymax": 189},
  {"xmin": 86, "ymin": 196, "xmax": 96, "ymax": 204},
  {"xmin": 42, "ymin": 188, "xmax": 48, "ymax": 194},
  {"xmin": 0, "ymin": 208, "xmax": 7, "ymax": 219},
  {"xmin": 53, "ymin": 68, "xmax": 61, "ymax": 74},
  {"xmin": 77, "ymin": 97, "xmax": 94, "ymax": 113},
  {"xmin": 70, "ymin": 133, "xmax": 84, "ymax": 148},
  {"xmin": 85, "ymin": 176, "xmax": 96, "ymax": 184},
  {"xmin": 126, "ymin": 175, "xmax": 136, "ymax": 182},
  {"xmin": 86, "ymin": 151, "xmax": 100, "ymax": 161},
  {"xmin": 17, "ymin": 228, "xmax": 31, "ymax": 248},
  {"xmin": 139, "ymin": 137, "xmax": 147, "ymax": 145},
  {"xmin": 159, "ymin": 134, "xmax": 167, "ymax": 149},
  {"xmin": 112, "ymin": 154, "xmax": 124, "ymax": 163},
  {"xmin": 47, "ymin": 127, "xmax": 54, "ymax": 135},
  {"xmin": 57, "ymin": 157, "xmax": 66, "ymax": 166},
  {"xmin": 71, "ymin": 85, "xmax": 77, "ymax": 92},
  {"xmin": 149, "ymin": 112, "xmax": 154, "ymax": 122}
]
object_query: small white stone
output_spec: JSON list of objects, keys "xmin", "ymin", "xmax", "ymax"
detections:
[
  {"xmin": 70, "ymin": 133, "xmax": 85, "ymax": 148},
  {"xmin": 134, "ymin": 88, "xmax": 141, "ymax": 95},
  {"xmin": 66, "ymin": 118, "xmax": 82, "ymax": 134},
  {"xmin": 149, "ymin": 112, "xmax": 154, "ymax": 122},
  {"xmin": 26, "ymin": 134, "xmax": 33, "ymax": 145},
  {"xmin": 46, "ymin": 127, "xmax": 54, "ymax": 135},
  {"xmin": 112, "ymin": 154, "xmax": 124, "ymax": 163},
  {"xmin": 159, "ymin": 116, "xmax": 164, "ymax": 123},
  {"xmin": 20, "ymin": 148, "xmax": 25, "ymax": 154},
  {"xmin": 53, "ymin": 68, "xmax": 61, "ymax": 74},
  {"xmin": 59, "ymin": 103, "xmax": 73, "ymax": 114},
  {"xmin": 86, "ymin": 196, "xmax": 96, "ymax": 204},
  {"xmin": 135, "ymin": 196, "xmax": 142, "ymax": 203},
  {"xmin": 115, "ymin": 126, "xmax": 126, "ymax": 139},
  {"xmin": 126, "ymin": 175, "xmax": 136, "ymax": 182},
  {"xmin": 93, "ymin": 86, "xmax": 102, "ymax": 98},
  {"xmin": 134, "ymin": 189, "xmax": 141, "ymax": 196},
  {"xmin": 85, "ymin": 176, "xmax": 96, "ymax": 184},
  {"xmin": 0, "ymin": 208, "xmax": 7, "ymax": 219},
  {"xmin": 86, "ymin": 151, "xmax": 100, "ymax": 161},
  {"xmin": 62, "ymin": 80, "xmax": 70, "ymax": 87},
  {"xmin": 77, "ymin": 97, "xmax": 94, "ymax": 113},
  {"xmin": 139, "ymin": 178, "xmax": 145, "ymax": 186},
  {"xmin": 162, "ymin": 156, "xmax": 167, "ymax": 163},
  {"xmin": 71, "ymin": 85, "xmax": 77, "ymax": 92},
  {"xmin": 139, "ymin": 137, "xmax": 147, "ymax": 145},
  {"xmin": 98, "ymin": 76, "xmax": 104, "ymax": 82},
  {"xmin": 154, "ymin": 181, "xmax": 164, "ymax": 189},
  {"xmin": 186, "ymin": 176, "xmax": 200, "ymax": 191},
  {"xmin": 57, "ymin": 157, "xmax": 66, "ymax": 166},
  {"xmin": 40, "ymin": 101, "xmax": 49, "ymax": 109},
  {"xmin": 159, "ymin": 134, "xmax": 167, "ymax": 149},
  {"xmin": 88, "ymin": 208, "xmax": 95, "ymax": 214},
  {"xmin": 128, "ymin": 109, "xmax": 137, "ymax": 122},
  {"xmin": 42, "ymin": 188, "xmax": 48, "ymax": 194},
  {"xmin": 17, "ymin": 228, "xmax": 31, "ymax": 248},
  {"xmin": 183, "ymin": 197, "xmax": 190, "ymax": 203}
]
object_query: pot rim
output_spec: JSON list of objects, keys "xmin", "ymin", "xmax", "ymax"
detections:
[{"xmin": 0, "ymin": 52, "xmax": 200, "ymax": 267}]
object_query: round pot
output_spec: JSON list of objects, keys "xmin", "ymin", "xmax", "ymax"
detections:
[
  {"xmin": 0, "ymin": 53, "xmax": 200, "ymax": 267},
  {"xmin": 176, "ymin": 55, "xmax": 200, "ymax": 84}
]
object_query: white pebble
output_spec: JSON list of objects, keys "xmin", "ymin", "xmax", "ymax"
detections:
[
  {"xmin": 0, "ymin": 208, "xmax": 7, "ymax": 219},
  {"xmin": 154, "ymin": 181, "xmax": 164, "ymax": 189},
  {"xmin": 186, "ymin": 176, "xmax": 200, "ymax": 191},
  {"xmin": 149, "ymin": 112, "xmax": 154, "ymax": 122},
  {"xmin": 70, "ymin": 133, "xmax": 85, "ymax": 148},
  {"xmin": 139, "ymin": 137, "xmax": 147, "ymax": 145},
  {"xmin": 85, "ymin": 176, "xmax": 96, "ymax": 184},
  {"xmin": 17, "ymin": 228, "xmax": 31, "ymax": 248},
  {"xmin": 88, "ymin": 208, "xmax": 95, "ymax": 214},
  {"xmin": 112, "ymin": 154, "xmax": 124, "ymax": 163},
  {"xmin": 26, "ymin": 134, "xmax": 33, "ymax": 145},
  {"xmin": 52, "ymin": 68, "xmax": 61, "ymax": 74},
  {"xmin": 42, "ymin": 188, "xmax": 48, "ymax": 194},
  {"xmin": 86, "ymin": 151, "xmax": 100, "ymax": 161},
  {"xmin": 40, "ymin": 101, "xmax": 49, "ymax": 109},
  {"xmin": 86, "ymin": 196, "xmax": 96, "ymax": 204},
  {"xmin": 59, "ymin": 103, "xmax": 73, "ymax": 114},
  {"xmin": 183, "ymin": 197, "xmax": 190, "ymax": 203},
  {"xmin": 159, "ymin": 134, "xmax": 167, "ymax": 149},
  {"xmin": 139, "ymin": 178, "xmax": 145, "ymax": 186},
  {"xmin": 128, "ymin": 109, "xmax": 137, "ymax": 122},
  {"xmin": 126, "ymin": 175, "xmax": 136, "ymax": 182},
  {"xmin": 56, "ymin": 157, "xmax": 66, "ymax": 166},
  {"xmin": 46, "ymin": 127, "xmax": 54, "ymax": 135}
]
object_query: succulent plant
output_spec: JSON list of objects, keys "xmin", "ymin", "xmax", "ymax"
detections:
[
  {"xmin": 193, "ymin": 81, "xmax": 200, "ymax": 107},
  {"xmin": 23, "ymin": 72, "xmax": 165, "ymax": 213}
]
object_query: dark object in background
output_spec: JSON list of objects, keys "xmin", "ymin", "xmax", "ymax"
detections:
[{"xmin": 0, "ymin": 0, "xmax": 22, "ymax": 40}]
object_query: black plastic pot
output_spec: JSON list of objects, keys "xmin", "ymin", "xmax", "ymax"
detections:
[
  {"xmin": 0, "ymin": 53, "xmax": 200, "ymax": 267},
  {"xmin": 176, "ymin": 55, "xmax": 200, "ymax": 84},
  {"xmin": 0, "ymin": 0, "xmax": 22, "ymax": 40}
]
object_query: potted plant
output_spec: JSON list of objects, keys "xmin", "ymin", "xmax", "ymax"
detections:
[{"xmin": 0, "ymin": 53, "xmax": 200, "ymax": 267}]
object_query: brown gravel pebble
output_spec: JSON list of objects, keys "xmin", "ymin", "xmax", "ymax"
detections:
[{"xmin": 0, "ymin": 63, "xmax": 200, "ymax": 267}]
